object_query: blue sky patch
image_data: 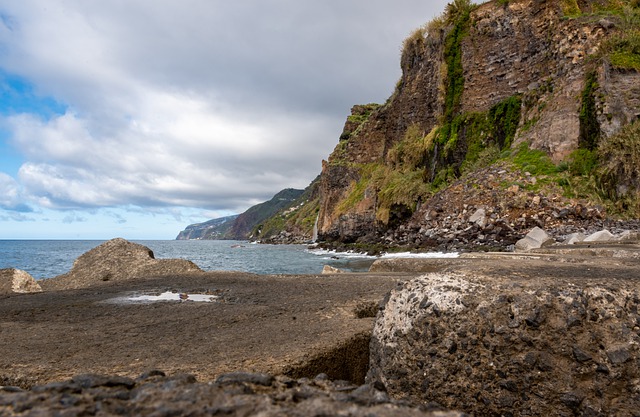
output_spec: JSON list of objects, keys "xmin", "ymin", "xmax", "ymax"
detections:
[
  {"xmin": 0, "ymin": 71, "xmax": 67, "ymax": 118},
  {"xmin": 0, "ymin": 71, "xmax": 67, "ymax": 176}
]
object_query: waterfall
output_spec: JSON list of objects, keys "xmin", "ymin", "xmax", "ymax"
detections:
[{"xmin": 312, "ymin": 213, "xmax": 319, "ymax": 243}]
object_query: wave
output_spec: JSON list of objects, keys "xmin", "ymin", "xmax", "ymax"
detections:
[{"xmin": 307, "ymin": 248, "xmax": 459, "ymax": 260}]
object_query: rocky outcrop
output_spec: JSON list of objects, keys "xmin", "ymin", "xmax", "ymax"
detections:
[
  {"xmin": 41, "ymin": 238, "xmax": 201, "ymax": 290},
  {"xmin": 314, "ymin": 0, "xmax": 640, "ymax": 247},
  {"xmin": 368, "ymin": 261, "xmax": 640, "ymax": 416},
  {"xmin": 0, "ymin": 269, "xmax": 42, "ymax": 294}
]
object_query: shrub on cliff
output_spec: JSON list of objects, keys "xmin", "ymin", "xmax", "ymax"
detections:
[
  {"xmin": 598, "ymin": 120, "xmax": 640, "ymax": 202},
  {"xmin": 603, "ymin": 4, "xmax": 640, "ymax": 70}
]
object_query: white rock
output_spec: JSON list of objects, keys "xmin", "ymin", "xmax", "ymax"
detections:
[
  {"xmin": 469, "ymin": 208, "xmax": 487, "ymax": 228},
  {"xmin": 618, "ymin": 230, "xmax": 640, "ymax": 243},
  {"xmin": 584, "ymin": 230, "xmax": 614, "ymax": 243},
  {"xmin": 565, "ymin": 232, "xmax": 586, "ymax": 245},
  {"xmin": 515, "ymin": 227, "xmax": 554, "ymax": 251},
  {"xmin": 515, "ymin": 236, "xmax": 540, "ymax": 252}
]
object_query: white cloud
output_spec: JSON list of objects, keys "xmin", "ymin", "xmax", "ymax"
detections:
[
  {"xmin": 0, "ymin": 0, "xmax": 450, "ymax": 236},
  {"xmin": 0, "ymin": 172, "xmax": 30, "ymax": 212}
]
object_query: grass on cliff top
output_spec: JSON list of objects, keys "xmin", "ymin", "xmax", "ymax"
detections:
[
  {"xmin": 562, "ymin": 0, "xmax": 640, "ymax": 70},
  {"xmin": 606, "ymin": 30, "xmax": 640, "ymax": 70}
]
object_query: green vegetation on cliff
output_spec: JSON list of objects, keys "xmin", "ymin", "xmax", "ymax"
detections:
[
  {"xmin": 252, "ymin": 178, "xmax": 321, "ymax": 242},
  {"xmin": 257, "ymin": 0, "xmax": 640, "ymax": 245},
  {"xmin": 560, "ymin": 0, "xmax": 640, "ymax": 70},
  {"xmin": 579, "ymin": 71, "xmax": 601, "ymax": 150},
  {"xmin": 438, "ymin": 1, "xmax": 473, "ymax": 149}
]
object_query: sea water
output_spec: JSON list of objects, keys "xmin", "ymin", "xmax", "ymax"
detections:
[{"xmin": 0, "ymin": 239, "xmax": 457, "ymax": 280}]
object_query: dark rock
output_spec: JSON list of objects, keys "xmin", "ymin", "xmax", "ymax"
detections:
[
  {"xmin": 573, "ymin": 346, "xmax": 592, "ymax": 363},
  {"xmin": 71, "ymin": 374, "xmax": 135, "ymax": 389},
  {"xmin": 607, "ymin": 348, "xmax": 631, "ymax": 365},
  {"xmin": 137, "ymin": 370, "xmax": 166, "ymax": 381},
  {"xmin": 215, "ymin": 372, "xmax": 274, "ymax": 387},
  {"xmin": 0, "ymin": 386, "xmax": 23, "ymax": 393},
  {"xmin": 560, "ymin": 392, "xmax": 584, "ymax": 411},
  {"xmin": 0, "ymin": 372, "xmax": 467, "ymax": 416}
]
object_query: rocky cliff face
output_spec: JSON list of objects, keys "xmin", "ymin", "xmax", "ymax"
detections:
[{"xmin": 316, "ymin": 0, "xmax": 640, "ymax": 247}]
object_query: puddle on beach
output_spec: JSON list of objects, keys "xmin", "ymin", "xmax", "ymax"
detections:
[{"xmin": 106, "ymin": 291, "xmax": 221, "ymax": 304}]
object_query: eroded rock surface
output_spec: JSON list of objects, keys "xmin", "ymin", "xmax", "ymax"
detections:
[
  {"xmin": 0, "ymin": 372, "xmax": 466, "ymax": 417},
  {"xmin": 368, "ymin": 262, "xmax": 640, "ymax": 416},
  {"xmin": 41, "ymin": 238, "xmax": 202, "ymax": 290},
  {"xmin": 0, "ymin": 269, "xmax": 42, "ymax": 295}
]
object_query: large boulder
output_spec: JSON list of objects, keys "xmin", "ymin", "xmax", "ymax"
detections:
[
  {"xmin": 0, "ymin": 269, "xmax": 42, "ymax": 294},
  {"xmin": 368, "ymin": 264, "xmax": 640, "ymax": 416},
  {"xmin": 42, "ymin": 238, "xmax": 202, "ymax": 290}
]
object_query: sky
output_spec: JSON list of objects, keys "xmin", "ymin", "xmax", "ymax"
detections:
[{"xmin": 0, "ymin": 0, "xmax": 449, "ymax": 240}]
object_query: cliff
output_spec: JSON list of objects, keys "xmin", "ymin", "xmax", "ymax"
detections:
[
  {"xmin": 251, "ymin": 177, "xmax": 321, "ymax": 244},
  {"xmin": 176, "ymin": 215, "xmax": 238, "ymax": 240},
  {"xmin": 176, "ymin": 189, "xmax": 304, "ymax": 241},
  {"xmin": 315, "ymin": 0, "xmax": 640, "ymax": 248}
]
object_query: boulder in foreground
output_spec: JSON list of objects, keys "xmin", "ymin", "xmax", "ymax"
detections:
[
  {"xmin": 368, "ymin": 269, "xmax": 640, "ymax": 416},
  {"xmin": 42, "ymin": 238, "xmax": 202, "ymax": 290},
  {"xmin": 0, "ymin": 269, "xmax": 42, "ymax": 294}
]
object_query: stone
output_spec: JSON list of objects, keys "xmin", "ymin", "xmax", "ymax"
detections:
[
  {"xmin": 583, "ymin": 230, "xmax": 614, "ymax": 243},
  {"xmin": 0, "ymin": 372, "xmax": 467, "ymax": 416},
  {"xmin": 607, "ymin": 348, "xmax": 631, "ymax": 365},
  {"xmin": 618, "ymin": 230, "xmax": 640, "ymax": 243},
  {"xmin": 0, "ymin": 268, "xmax": 42, "ymax": 294},
  {"xmin": 572, "ymin": 346, "xmax": 592, "ymax": 363},
  {"xmin": 515, "ymin": 227, "xmax": 554, "ymax": 251},
  {"xmin": 468, "ymin": 208, "xmax": 487, "ymax": 228},
  {"xmin": 41, "ymin": 238, "xmax": 202, "ymax": 290},
  {"xmin": 322, "ymin": 265, "xmax": 344, "ymax": 274},
  {"xmin": 514, "ymin": 236, "xmax": 541, "ymax": 252},
  {"xmin": 71, "ymin": 374, "xmax": 135, "ymax": 389},
  {"xmin": 215, "ymin": 372, "xmax": 274, "ymax": 387},
  {"xmin": 368, "ymin": 266, "xmax": 640, "ymax": 416},
  {"xmin": 565, "ymin": 232, "xmax": 586, "ymax": 245}
]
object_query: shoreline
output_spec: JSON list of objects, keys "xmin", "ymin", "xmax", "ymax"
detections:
[{"xmin": 1, "ymin": 238, "xmax": 640, "ymax": 415}]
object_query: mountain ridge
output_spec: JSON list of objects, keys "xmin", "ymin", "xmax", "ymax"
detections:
[{"xmin": 176, "ymin": 189, "xmax": 304, "ymax": 240}]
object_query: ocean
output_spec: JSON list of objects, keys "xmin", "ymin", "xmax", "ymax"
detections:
[{"xmin": 0, "ymin": 240, "xmax": 458, "ymax": 280}]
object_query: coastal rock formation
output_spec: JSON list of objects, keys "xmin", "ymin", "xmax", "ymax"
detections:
[
  {"xmin": 368, "ymin": 265, "xmax": 640, "ymax": 416},
  {"xmin": 42, "ymin": 238, "xmax": 201, "ymax": 290},
  {"xmin": 0, "ymin": 269, "xmax": 42, "ymax": 294},
  {"xmin": 176, "ymin": 214, "xmax": 238, "ymax": 240},
  {"xmin": 310, "ymin": 0, "xmax": 640, "ymax": 248}
]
